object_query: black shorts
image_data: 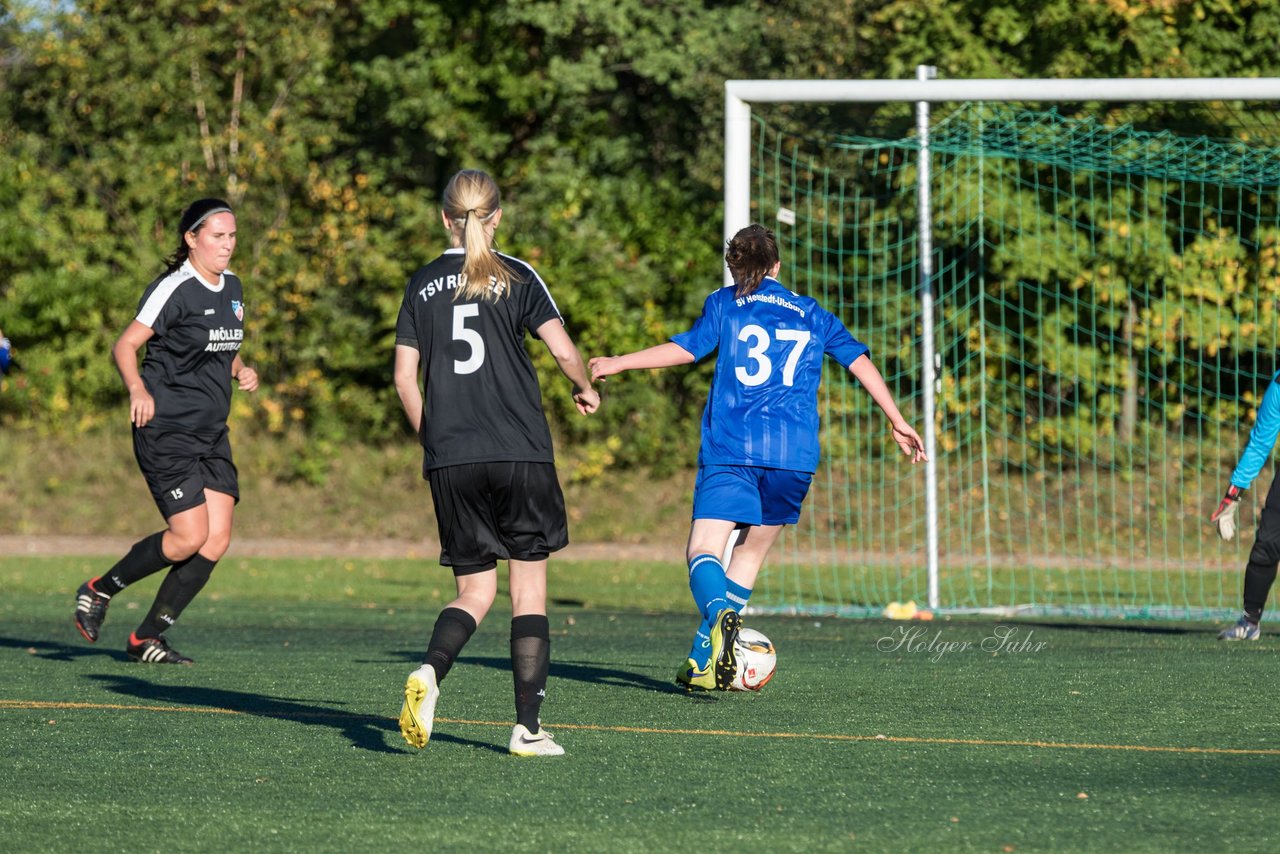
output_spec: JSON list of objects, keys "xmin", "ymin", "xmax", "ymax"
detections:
[
  {"xmin": 133, "ymin": 426, "xmax": 240, "ymax": 519},
  {"xmin": 427, "ymin": 461, "xmax": 568, "ymax": 574}
]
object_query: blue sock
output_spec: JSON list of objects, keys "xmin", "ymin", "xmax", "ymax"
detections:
[
  {"xmin": 687, "ymin": 625, "xmax": 712, "ymax": 671},
  {"xmin": 688, "ymin": 578, "xmax": 754, "ymax": 670},
  {"xmin": 688, "ymin": 554, "xmax": 729, "ymax": 621}
]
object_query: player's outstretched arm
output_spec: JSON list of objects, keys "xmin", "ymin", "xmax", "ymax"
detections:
[
  {"xmin": 589, "ymin": 342, "xmax": 694, "ymax": 382},
  {"xmin": 536, "ymin": 319, "xmax": 599, "ymax": 415},
  {"xmin": 849, "ymin": 354, "xmax": 927, "ymax": 464},
  {"xmin": 113, "ymin": 320, "xmax": 156, "ymax": 428},
  {"xmin": 393, "ymin": 344, "xmax": 425, "ymax": 432}
]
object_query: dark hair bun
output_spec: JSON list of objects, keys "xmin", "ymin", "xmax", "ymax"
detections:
[{"xmin": 725, "ymin": 224, "xmax": 779, "ymax": 295}]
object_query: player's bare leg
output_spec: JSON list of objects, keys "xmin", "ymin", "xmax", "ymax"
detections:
[
  {"xmin": 723, "ymin": 523, "xmax": 785, "ymax": 593},
  {"xmin": 159, "ymin": 503, "xmax": 212, "ymax": 565}
]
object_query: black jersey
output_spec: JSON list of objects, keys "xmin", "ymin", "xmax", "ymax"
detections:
[
  {"xmin": 135, "ymin": 260, "xmax": 245, "ymax": 432},
  {"xmin": 395, "ymin": 248, "xmax": 562, "ymax": 470}
]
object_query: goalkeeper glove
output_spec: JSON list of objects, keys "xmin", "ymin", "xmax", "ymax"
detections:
[{"xmin": 1210, "ymin": 485, "xmax": 1245, "ymax": 541}]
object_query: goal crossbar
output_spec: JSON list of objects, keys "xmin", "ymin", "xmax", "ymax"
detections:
[{"xmin": 726, "ymin": 77, "xmax": 1280, "ymax": 253}]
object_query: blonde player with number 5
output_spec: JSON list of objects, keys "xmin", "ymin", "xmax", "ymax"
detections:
[{"xmin": 393, "ymin": 169, "xmax": 599, "ymax": 755}]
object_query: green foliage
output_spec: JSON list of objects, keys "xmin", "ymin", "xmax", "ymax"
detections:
[
  {"xmin": 4, "ymin": 0, "xmax": 1280, "ymax": 478},
  {"xmin": 0, "ymin": 0, "xmax": 760, "ymax": 472}
]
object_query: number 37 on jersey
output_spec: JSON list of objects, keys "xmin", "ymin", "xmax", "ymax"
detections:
[{"xmin": 734, "ymin": 324, "xmax": 811, "ymax": 388}]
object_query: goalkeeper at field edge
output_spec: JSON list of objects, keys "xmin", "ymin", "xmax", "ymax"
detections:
[{"xmin": 1210, "ymin": 371, "xmax": 1280, "ymax": 641}]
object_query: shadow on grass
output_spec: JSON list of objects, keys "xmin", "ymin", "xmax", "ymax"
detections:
[
  {"xmin": 0, "ymin": 635, "xmax": 131, "ymax": 664},
  {"xmin": 84, "ymin": 672, "xmax": 407, "ymax": 754},
  {"xmin": 420, "ymin": 732, "xmax": 510, "ymax": 755},
  {"xmin": 82, "ymin": 673, "xmax": 514, "ymax": 756},
  {"xmin": 465, "ymin": 655, "xmax": 687, "ymax": 695}
]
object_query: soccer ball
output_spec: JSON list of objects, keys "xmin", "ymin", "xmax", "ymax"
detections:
[{"xmin": 730, "ymin": 627, "xmax": 776, "ymax": 691}]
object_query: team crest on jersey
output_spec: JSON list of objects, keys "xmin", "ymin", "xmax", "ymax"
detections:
[{"xmin": 231, "ymin": 300, "xmax": 244, "ymax": 321}]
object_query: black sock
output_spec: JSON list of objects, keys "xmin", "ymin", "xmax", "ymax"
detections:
[
  {"xmin": 136, "ymin": 554, "xmax": 217, "ymax": 639},
  {"xmin": 510, "ymin": 614, "xmax": 550, "ymax": 733},
  {"xmin": 423, "ymin": 607, "xmax": 478, "ymax": 683},
  {"xmin": 1243, "ymin": 560, "xmax": 1277, "ymax": 624},
  {"xmin": 97, "ymin": 532, "xmax": 170, "ymax": 595}
]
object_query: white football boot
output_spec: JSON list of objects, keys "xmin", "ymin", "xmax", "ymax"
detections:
[
  {"xmin": 399, "ymin": 665, "xmax": 439, "ymax": 748},
  {"xmin": 1218, "ymin": 617, "xmax": 1261, "ymax": 641},
  {"xmin": 509, "ymin": 724, "xmax": 565, "ymax": 757}
]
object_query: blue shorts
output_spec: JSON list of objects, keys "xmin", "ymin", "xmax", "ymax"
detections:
[{"xmin": 691, "ymin": 465, "xmax": 813, "ymax": 526}]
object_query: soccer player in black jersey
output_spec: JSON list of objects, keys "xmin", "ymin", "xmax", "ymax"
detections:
[
  {"xmin": 394, "ymin": 169, "xmax": 599, "ymax": 757},
  {"xmin": 74, "ymin": 198, "xmax": 259, "ymax": 664}
]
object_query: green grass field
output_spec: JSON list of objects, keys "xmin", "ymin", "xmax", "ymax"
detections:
[{"xmin": 2, "ymin": 555, "xmax": 1277, "ymax": 853}]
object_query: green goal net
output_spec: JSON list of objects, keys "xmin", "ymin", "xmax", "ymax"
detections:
[{"xmin": 748, "ymin": 102, "xmax": 1280, "ymax": 619}]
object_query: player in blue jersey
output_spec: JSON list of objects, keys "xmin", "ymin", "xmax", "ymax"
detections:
[
  {"xmin": 590, "ymin": 224, "xmax": 926, "ymax": 689},
  {"xmin": 1209, "ymin": 370, "xmax": 1280, "ymax": 641}
]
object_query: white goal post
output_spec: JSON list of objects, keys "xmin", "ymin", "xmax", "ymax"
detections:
[{"xmin": 724, "ymin": 73, "xmax": 1280, "ymax": 611}]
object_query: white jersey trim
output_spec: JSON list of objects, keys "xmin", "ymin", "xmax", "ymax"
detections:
[
  {"xmin": 136, "ymin": 260, "xmax": 225, "ymax": 328},
  {"xmin": 190, "ymin": 258, "xmax": 228, "ymax": 290},
  {"xmin": 499, "ymin": 252, "xmax": 561, "ymax": 322}
]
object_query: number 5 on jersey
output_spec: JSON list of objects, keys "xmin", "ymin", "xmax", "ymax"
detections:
[
  {"xmin": 735, "ymin": 324, "xmax": 811, "ymax": 387},
  {"xmin": 453, "ymin": 304, "xmax": 485, "ymax": 374}
]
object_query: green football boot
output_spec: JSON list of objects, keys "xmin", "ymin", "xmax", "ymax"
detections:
[
  {"xmin": 708, "ymin": 608, "xmax": 742, "ymax": 691},
  {"xmin": 675, "ymin": 657, "xmax": 716, "ymax": 691}
]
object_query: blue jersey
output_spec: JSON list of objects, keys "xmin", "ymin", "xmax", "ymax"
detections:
[
  {"xmin": 670, "ymin": 277, "xmax": 869, "ymax": 473},
  {"xmin": 1231, "ymin": 370, "xmax": 1280, "ymax": 489}
]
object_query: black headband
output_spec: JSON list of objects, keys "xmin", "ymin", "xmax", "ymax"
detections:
[
  {"xmin": 179, "ymin": 198, "xmax": 234, "ymax": 236},
  {"xmin": 186, "ymin": 206, "xmax": 232, "ymax": 233}
]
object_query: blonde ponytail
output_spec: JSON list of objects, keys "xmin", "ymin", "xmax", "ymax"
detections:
[{"xmin": 443, "ymin": 169, "xmax": 511, "ymax": 301}]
